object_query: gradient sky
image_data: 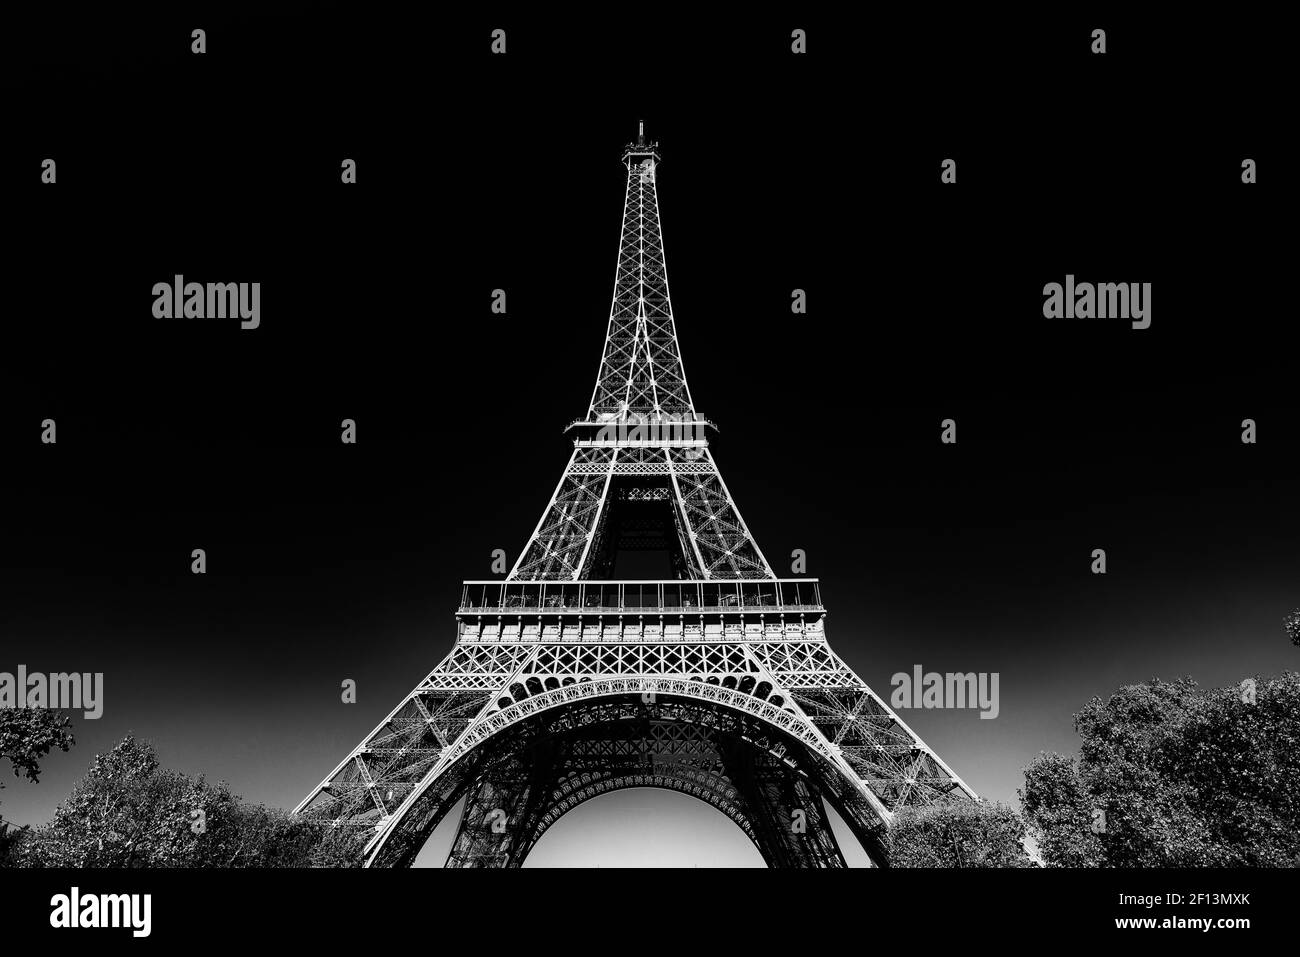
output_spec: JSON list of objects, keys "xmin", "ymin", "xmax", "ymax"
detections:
[{"xmin": 1, "ymin": 12, "xmax": 1293, "ymax": 865}]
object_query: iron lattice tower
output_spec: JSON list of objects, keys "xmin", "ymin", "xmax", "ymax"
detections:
[{"xmin": 295, "ymin": 124, "xmax": 977, "ymax": 867}]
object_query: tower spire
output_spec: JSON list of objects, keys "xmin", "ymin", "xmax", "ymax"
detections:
[{"xmin": 591, "ymin": 123, "xmax": 689, "ymax": 423}]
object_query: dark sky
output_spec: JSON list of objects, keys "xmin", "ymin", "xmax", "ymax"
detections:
[{"xmin": 1, "ymin": 10, "xmax": 1294, "ymax": 864}]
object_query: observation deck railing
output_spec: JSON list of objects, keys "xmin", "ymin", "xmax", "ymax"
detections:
[{"xmin": 458, "ymin": 579, "xmax": 823, "ymax": 617}]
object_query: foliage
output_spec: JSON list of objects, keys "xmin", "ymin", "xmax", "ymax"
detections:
[
  {"xmin": 0, "ymin": 820, "xmax": 29, "ymax": 866},
  {"xmin": 0, "ymin": 708, "xmax": 75, "ymax": 790},
  {"xmin": 1017, "ymin": 752, "xmax": 1104, "ymax": 866},
  {"xmin": 0, "ymin": 708, "xmax": 75, "ymax": 866},
  {"xmin": 1020, "ymin": 673, "xmax": 1300, "ymax": 867},
  {"xmin": 888, "ymin": 799, "xmax": 1033, "ymax": 867},
  {"xmin": 11, "ymin": 735, "xmax": 332, "ymax": 868},
  {"xmin": 308, "ymin": 826, "xmax": 369, "ymax": 868}
]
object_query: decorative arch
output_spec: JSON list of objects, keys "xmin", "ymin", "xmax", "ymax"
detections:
[
  {"xmin": 432, "ymin": 676, "xmax": 856, "ymax": 781},
  {"xmin": 363, "ymin": 684, "xmax": 891, "ymax": 868}
]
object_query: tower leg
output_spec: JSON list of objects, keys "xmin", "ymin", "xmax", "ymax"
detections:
[
  {"xmin": 444, "ymin": 738, "xmax": 562, "ymax": 868},
  {"xmin": 726, "ymin": 748, "xmax": 848, "ymax": 868}
]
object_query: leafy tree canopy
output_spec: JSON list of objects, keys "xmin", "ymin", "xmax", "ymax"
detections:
[
  {"xmin": 9, "ymin": 735, "xmax": 364, "ymax": 868},
  {"xmin": 888, "ymin": 799, "xmax": 1033, "ymax": 868},
  {"xmin": 1021, "ymin": 673, "xmax": 1300, "ymax": 867}
]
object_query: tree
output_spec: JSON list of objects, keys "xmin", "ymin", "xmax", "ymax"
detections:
[
  {"xmin": 1017, "ymin": 752, "xmax": 1103, "ymax": 867},
  {"xmin": 888, "ymin": 800, "xmax": 1033, "ymax": 867},
  {"xmin": 308, "ymin": 826, "xmax": 369, "ymax": 868},
  {"xmin": 1285, "ymin": 609, "xmax": 1300, "ymax": 647},
  {"xmin": 0, "ymin": 709, "xmax": 75, "ymax": 788},
  {"xmin": 0, "ymin": 709, "xmax": 75, "ymax": 865},
  {"xmin": 1021, "ymin": 673, "xmax": 1300, "ymax": 867},
  {"xmin": 12, "ymin": 735, "xmax": 328, "ymax": 868}
]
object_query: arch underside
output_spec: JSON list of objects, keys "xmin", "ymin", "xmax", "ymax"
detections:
[{"xmin": 367, "ymin": 694, "xmax": 888, "ymax": 868}]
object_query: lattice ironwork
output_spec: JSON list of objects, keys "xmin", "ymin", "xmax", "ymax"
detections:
[
  {"xmin": 294, "ymin": 125, "xmax": 976, "ymax": 867},
  {"xmin": 586, "ymin": 129, "xmax": 693, "ymax": 420}
]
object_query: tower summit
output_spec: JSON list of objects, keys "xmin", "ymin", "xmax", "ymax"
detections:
[
  {"xmin": 295, "ymin": 126, "xmax": 977, "ymax": 867},
  {"xmin": 622, "ymin": 118, "xmax": 659, "ymax": 163}
]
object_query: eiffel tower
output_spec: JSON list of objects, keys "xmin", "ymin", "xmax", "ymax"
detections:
[{"xmin": 295, "ymin": 124, "xmax": 977, "ymax": 867}]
